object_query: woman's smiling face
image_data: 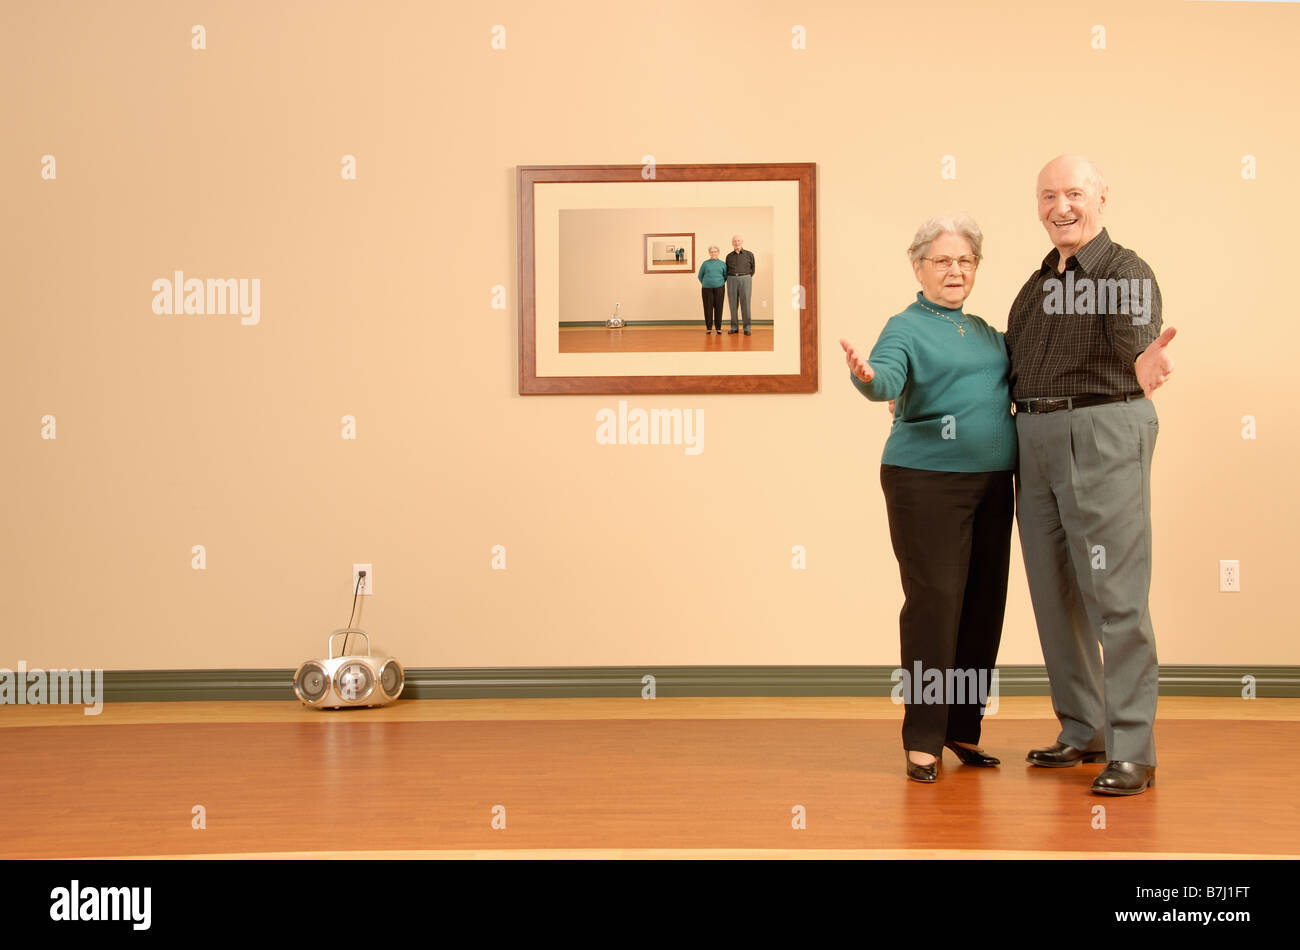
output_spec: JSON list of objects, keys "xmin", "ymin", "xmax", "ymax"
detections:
[{"xmin": 913, "ymin": 231, "xmax": 977, "ymax": 309}]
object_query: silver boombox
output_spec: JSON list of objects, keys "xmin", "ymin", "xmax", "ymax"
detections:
[{"xmin": 293, "ymin": 629, "xmax": 404, "ymax": 709}]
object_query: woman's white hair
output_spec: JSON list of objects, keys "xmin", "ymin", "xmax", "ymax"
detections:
[{"xmin": 907, "ymin": 214, "xmax": 983, "ymax": 264}]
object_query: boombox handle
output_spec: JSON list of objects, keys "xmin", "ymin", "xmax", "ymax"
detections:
[{"xmin": 328, "ymin": 628, "xmax": 370, "ymax": 659}]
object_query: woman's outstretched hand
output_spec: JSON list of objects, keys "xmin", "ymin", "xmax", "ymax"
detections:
[{"xmin": 840, "ymin": 338, "xmax": 875, "ymax": 384}]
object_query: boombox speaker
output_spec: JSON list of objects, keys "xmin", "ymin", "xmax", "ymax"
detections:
[{"xmin": 293, "ymin": 628, "xmax": 404, "ymax": 709}]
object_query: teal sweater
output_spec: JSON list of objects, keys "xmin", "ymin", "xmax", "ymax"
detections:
[
  {"xmin": 850, "ymin": 293, "xmax": 1016, "ymax": 472},
  {"xmin": 697, "ymin": 257, "xmax": 727, "ymax": 288}
]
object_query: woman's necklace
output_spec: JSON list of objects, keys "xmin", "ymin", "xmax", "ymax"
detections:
[{"xmin": 916, "ymin": 299, "xmax": 966, "ymax": 336}]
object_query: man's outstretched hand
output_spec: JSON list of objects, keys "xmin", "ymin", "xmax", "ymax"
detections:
[
  {"xmin": 840, "ymin": 338, "xmax": 874, "ymax": 384},
  {"xmin": 1136, "ymin": 326, "xmax": 1176, "ymax": 399}
]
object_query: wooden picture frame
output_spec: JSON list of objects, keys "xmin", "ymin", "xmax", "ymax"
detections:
[
  {"xmin": 517, "ymin": 163, "xmax": 818, "ymax": 395},
  {"xmin": 643, "ymin": 233, "xmax": 695, "ymax": 273}
]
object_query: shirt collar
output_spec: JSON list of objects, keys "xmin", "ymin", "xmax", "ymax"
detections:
[
  {"xmin": 1041, "ymin": 228, "xmax": 1112, "ymax": 276},
  {"xmin": 914, "ymin": 291, "xmax": 963, "ymax": 316}
]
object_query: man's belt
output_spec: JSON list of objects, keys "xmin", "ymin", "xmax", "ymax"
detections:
[{"xmin": 1014, "ymin": 392, "xmax": 1144, "ymax": 414}]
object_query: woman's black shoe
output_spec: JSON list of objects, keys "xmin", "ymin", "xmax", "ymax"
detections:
[
  {"xmin": 944, "ymin": 741, "xmax": 1001, "ymax": 767},
  {"xmin": 905, "ymin": 751, "xmax": 938, "ymax": 783}
]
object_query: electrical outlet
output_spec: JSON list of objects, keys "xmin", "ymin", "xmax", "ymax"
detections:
[
  {"xmin": 1219, "ymin": 560, "xmax": 1240, "ymax": 593},
  {"xmin": 352, "ymin": 563, "xmax": 373, "ymax": 596}
]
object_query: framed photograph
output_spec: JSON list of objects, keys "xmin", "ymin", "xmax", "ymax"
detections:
[
  {"xmin": 517, "ymin": 162, "xmax": 818, "ymax": 395},
  {"xmin": 644, "ymin": 233, "xmax": 695, "ymax": 273}
]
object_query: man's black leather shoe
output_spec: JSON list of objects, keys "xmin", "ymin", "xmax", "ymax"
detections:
[
  {"xmin": 1026, "ymin": 741, "xmax": 1108, "ymax": 768},
  {"xmin": 1091, "ymin": 761, "xmax": 1156, "ymax": 795}
]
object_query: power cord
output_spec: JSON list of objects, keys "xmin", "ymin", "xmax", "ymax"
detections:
[{"xmin": 343, "ymin": 570, "xmax": 365, "ymax": 657}]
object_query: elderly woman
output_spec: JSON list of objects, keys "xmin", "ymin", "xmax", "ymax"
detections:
[
  {"xmin": 697, "ymin": 245, "xmax": 727, "ymax": 334},
  {"xmin": 839, "ymin": 215, "xmax": 1015, "ymax": 783}
]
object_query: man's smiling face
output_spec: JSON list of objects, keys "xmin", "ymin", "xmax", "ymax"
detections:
[{"xmin": 1037, "ymin": 156, "xmax": 1107, "ymax": 261}]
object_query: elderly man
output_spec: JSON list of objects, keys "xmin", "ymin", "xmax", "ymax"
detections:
[
  {"xmin": 725, "ymin": 234, "xmax": 756, "ymax": 335},
  {"xmin": 1006, "ymin": 155, "xmax": 1176, "ymax": 796}
]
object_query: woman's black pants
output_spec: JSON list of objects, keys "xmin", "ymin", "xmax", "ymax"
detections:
[
  {"xmin": 879, "ymin": 465, "xmax": 1013, "ymax": 756},
  {"xmin": 701, "ymin": 286, "xmax": 724, "ymax": 330}
]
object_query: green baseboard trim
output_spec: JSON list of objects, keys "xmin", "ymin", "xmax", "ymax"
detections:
[
  {"xmin": 558, "ymin": 320, "xmax": 776, "ymax": 328},
  {"xmin": 86, "ymin": 665, "xmax": 1300, "ymax": 703}
]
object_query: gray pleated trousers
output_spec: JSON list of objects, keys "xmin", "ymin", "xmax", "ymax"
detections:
[
  {"xmin": 726, "ymin": 274, "xmax": 752, "ymax": 331},
  {"xmin": 1014, "ymin": 397, "xmax": 1159, "ymax": 766}
]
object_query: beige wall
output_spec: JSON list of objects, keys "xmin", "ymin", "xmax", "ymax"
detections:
[
  {"xmin": 2, "ymin": 1, "xmax": 1297, "ymax": 671},
  {"xmin": 559, "ymin": 207, "xmax": 775, "ymax": 324}
]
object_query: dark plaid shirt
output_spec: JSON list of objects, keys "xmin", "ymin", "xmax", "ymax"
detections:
[
  {"xmin": 725, "ymin": 248, "xmax": 755, "ymax": 276},
  {"xmin": 1005, "ymin": 229, "xmax": 1162, "ymax": 399}
]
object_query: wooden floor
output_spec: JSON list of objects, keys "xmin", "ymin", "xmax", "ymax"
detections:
[
  {"xmin": 559, "ymin": 325, "xmax": 774, "ymax": 352},
  {"xmin": 3, "ymin": 698, "xmax": 1297, "ymax": 859}
]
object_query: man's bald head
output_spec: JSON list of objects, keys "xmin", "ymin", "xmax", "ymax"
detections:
[
  {"xmin": 1038, "ymin": 154, "xmax": 1106, "ymax": 194},
  {"xmin": 1036, "ymin": 155, "xmax": 1109, "ymax": 265}
]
